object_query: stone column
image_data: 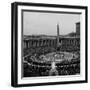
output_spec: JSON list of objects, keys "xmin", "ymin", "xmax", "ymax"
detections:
[
  {"xmin": 28, "ymin": 40, "xmax": 30, "ymax": 48},
  {"xmin": 39, "ymin": 40, "xmax": 41, "ymax": 46},
  {"xmin": 46, "ymin": 40, "xmax": 48, "ymax": 46},
  {"xmin": 29, "ymin": 40, "xmax": 31, "ymax": 48},
  {"xmin": 23, "ymin": 41, "xmax": 25, "ymax": 49},
  {"xmin": 47, "ymin": 40, "xmax": 49, "ymax": 46},
  {"xmin": 33, "ymin": 40, "xmax": 35, "ymax": 47},
  {"xmin": 51, "ymin": 40, "xmax": 52, "ymax": 46},
  {"xmin": 49, "ymin": 40, "xmax": 50, "ymax": 47},
  {"xmin": 26, "ymin": 41, "xmax": 28, "ymax": 48},
  {"xmin": 28, "ymin": 41, "xmax": 29, "ymax": 48}
]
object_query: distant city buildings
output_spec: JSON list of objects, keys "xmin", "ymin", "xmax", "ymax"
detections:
[{"xmin": 76, "ymin": 22, "xmax": 80, "ymax": 36}]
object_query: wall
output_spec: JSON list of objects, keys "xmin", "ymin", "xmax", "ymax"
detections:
[{"xmin": 0, "ymin": 0, "xmax": 89, "ymax": 89}]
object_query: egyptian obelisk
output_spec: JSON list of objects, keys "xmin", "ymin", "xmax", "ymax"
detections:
[{"xmin": 57, "ymin": 23, "xmax": 60, "ymax": 48}]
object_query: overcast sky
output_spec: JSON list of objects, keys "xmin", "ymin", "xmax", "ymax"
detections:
[{"xmin": 23, "ymin": 11, "xmax": 80, "ymax": 35}]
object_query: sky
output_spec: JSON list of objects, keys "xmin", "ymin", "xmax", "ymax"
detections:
[{"xmin": 23, "ymin": 11, "xmax": 80, "ymax": 35}]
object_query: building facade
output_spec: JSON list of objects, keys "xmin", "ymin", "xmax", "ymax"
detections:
[{"xmin": 76, "ymin": 22, "xmax": 80, "ymax": 36}]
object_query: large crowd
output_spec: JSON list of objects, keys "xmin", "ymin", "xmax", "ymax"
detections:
[
  {"xmin": 23, "ymin": 47, "xmax": 80, "ymax": 77},
  {"xmin": 24, "ymin": 46, "xmax": 56, "ymax": 56},
  {"xmin": 59, "ymin": 45, "xmax": 80, "ymax": 52},
  {"xmin": 24, "ymin": 62, "xmax": 51, "ymax": 77}
]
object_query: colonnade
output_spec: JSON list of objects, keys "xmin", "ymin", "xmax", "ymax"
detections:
[
  {"xmin": 23, "ymin": 39, "xmax": 57, "ymax": 49},
  {"xmin": 23, "ymin": 37, "xmax": 80, "ymax": 50},
  {"xmin": 60, "ymin": 38, "xmax": 80, "ymax": 46}
]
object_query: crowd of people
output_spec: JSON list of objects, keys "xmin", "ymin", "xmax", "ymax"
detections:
[
  {"xmin": 23, "ymin": 57, "xmax": 51, "ymax": 77},
  {"xmin": 23, "ymin": 47, "xmax": 80, "ymax": 77},
  {"xmin": 56, "ymin": 58, "xmax": 80, "ymax": 75},
  {"xmin": 24, "ymin": 62, "xmax": 51, "ymax": 77},
  {"xmin": 24, "ymin": 46, "xmax": 56, "ymax": 56},
  {"xmin": 59, "ymin": 45, "xmax": 80, "ymax": 52}
]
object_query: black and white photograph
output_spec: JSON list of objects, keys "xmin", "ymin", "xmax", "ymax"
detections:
[
  {"xmin": 23, "ymin": 11, "xmax": 80, "ymax": 77},
  {"xmin": 11, "ymin": 2, "xmax": 88, "ymax": 87}
]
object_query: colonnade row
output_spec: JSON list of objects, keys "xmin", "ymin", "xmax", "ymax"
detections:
[
  {"xmin": 23, "ymin": 39, "xmax": 57, "ymax": 49},
  {"xmin": 60, "ymin": 38, "xmax": 80, "ymax": 46},
  {"xmin": 23, "ymin": 38, "xmax": 80, "ymax": 49}
]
